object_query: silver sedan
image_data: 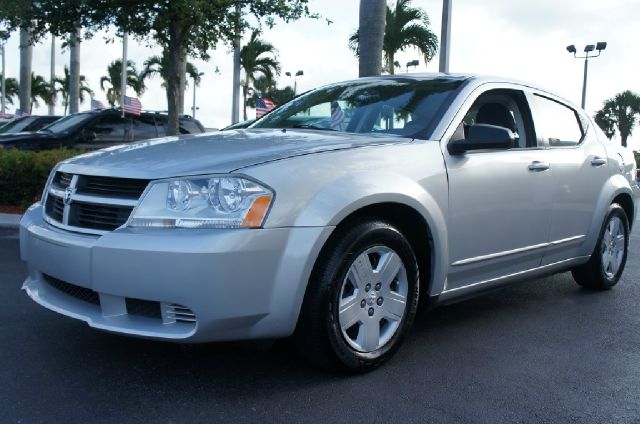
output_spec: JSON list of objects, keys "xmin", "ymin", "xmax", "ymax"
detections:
[{"xmin": 20, "ymin": 74, "xmax": 638, "ymax": 371}]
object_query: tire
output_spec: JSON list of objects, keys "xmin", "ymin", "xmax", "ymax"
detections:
[
  {"xmin": 294, "ymin": 219, "xmax": 420, "ymax": 372},
  {"xmin": 571, "ymin": 203, "xmax": 629, "ymax": 290}
]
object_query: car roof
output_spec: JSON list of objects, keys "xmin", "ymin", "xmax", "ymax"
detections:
[{"xmin": 325, "ymin": 72, "xmax": 580, "ymax": 112}]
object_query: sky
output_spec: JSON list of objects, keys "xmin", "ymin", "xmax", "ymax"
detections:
[{"xmin": 1, "ymin": 0, "xmax": 639, "ymax": 147}]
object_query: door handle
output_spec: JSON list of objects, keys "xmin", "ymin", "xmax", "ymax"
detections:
[
  {"xmin": 591, "ymin": 157, "xmax": 607, "ymax": 167},
  {"xmin": 528, "ymin": 161, "xmax": 550, "ymax": 172}
]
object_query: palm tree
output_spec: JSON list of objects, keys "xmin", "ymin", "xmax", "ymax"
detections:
[
  {"xmin": 357, "ymin": 0, "xmax": 386, "ymax": 77},
  {"xmin": 0, "ymin": 77, "xmax": 20, "ymax": 105},
  {"xmin": 350, "ymin": 0, "xmax": 439, "ymax": 75},
  {"xmin": 240, "ymin": 30, "xmax": 281, "ymax": 120},
  {"xmin": 595, "ymin": 91, "xmax": 640, "ymax": 148},
  {"xmin": 100, "ymin": 59, "xmax": 145, "ymax": 107},
  {"xmin": 54, "ymin": 66, "xmax": 93, "ymax": 115},
  {"xmin": 141, "ymin": 52, "xmax": 202, "ymax": 88},
  {"xmin": 30, "ymin": 73, "xmax": 54, "ymax": 110}
]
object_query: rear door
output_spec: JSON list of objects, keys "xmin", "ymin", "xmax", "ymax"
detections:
[
  {"xmin": 75, "ymin": 115, "xmax": 131, "ymax": 150},
  {"xmin": 443, "ymin": 85, "xmax": 554, "ymax": 290},
  {"xmin": 529, "ymin": 94, "xmax": 610, "ymax": 264}
]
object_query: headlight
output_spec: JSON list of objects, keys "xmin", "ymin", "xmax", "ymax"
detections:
[{"xmin": 128, "ymin": 175, "xmax": 274, "ymax": 229}]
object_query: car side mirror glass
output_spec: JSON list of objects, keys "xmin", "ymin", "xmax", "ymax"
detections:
[
  {"xmin": 82, "ymin": 129, "xmax": 96, "ymax": 142},
  {"xmin": 448, "ymin": 124, "xmax": 516, "ymax": 155}
]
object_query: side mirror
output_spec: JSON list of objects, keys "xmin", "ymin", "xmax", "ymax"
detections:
[
  {"xmin": 82, "ymin": 128, "xmax": 96, "ymax": 142},
  {"xmin": 448, "ymin": 124, "xmax": 516, "ymax": 155}
]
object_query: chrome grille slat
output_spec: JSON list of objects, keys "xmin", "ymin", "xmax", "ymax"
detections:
[{"xmin": 44, "ymin": 172, "xmax": 149, "ymax": 234}]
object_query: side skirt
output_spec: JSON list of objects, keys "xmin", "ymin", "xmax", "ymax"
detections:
[{"xmin": 436, "ymin": 256, "xmax": 590, "ymax": 305}]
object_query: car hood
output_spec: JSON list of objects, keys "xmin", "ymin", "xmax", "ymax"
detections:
[{"xmin": 57, "ymin": 129, "xmax": 410, "ymax": 179}]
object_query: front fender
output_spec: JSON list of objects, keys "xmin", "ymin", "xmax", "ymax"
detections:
[{"xmin": 292, "ymin": 172, "xmax": 449, "ymax": 296}]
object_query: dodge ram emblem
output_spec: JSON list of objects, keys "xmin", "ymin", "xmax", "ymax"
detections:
[{"xmin": 64, "ymin": 187, "xmax": 74, "ymax": 205}]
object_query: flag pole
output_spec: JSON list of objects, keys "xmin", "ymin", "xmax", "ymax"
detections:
[{"xmin": 121, "ymin": 32, "xmax": 128, "ymax": 118}]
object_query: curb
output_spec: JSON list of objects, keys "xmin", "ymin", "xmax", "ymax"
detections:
[{"xmin": 0, "ymin": 213, "xmax": 21, "ymax": 229}]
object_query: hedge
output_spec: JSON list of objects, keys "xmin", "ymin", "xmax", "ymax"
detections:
[{"xmin": 0, "ymin": 149, "xmax": 84, "ymax": 208}]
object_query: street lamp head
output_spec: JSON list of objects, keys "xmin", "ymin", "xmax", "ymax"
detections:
[
  {"xmin": 596, "ymin": 41, "xmax": 607, "ymax": 51},
  {"xmin": 296, "ymin": 70, "xmax": 304, "ymax": 77},
  {"xmin": 584, "ymin": 44, "xmax": 595, "ymax": 53},
  {"xmin": 566, "ymin": 44, "xmax": 577, "ymax": 54}
]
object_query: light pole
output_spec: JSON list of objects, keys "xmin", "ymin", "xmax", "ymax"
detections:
[
  {"xmin": 191, "ymin": 72, "xmax": 204, "ymax": 119},
  {"xmin": 285, "ymin": 70, "xmax": 304, "ymax": 95},
  {"xmin": 405, "ymin": 60, "xmax": 419, "ymax": 73},
  {"xmin": 567, "ymin": 42, "xmax": 607, "ymax": 109}
]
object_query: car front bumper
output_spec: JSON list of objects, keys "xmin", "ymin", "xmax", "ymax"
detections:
[{"xmin": 20, "ymin": 205, "xmax": 333, "ymax": 342}]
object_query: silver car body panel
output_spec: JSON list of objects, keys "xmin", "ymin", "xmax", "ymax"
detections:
[{"xmin": 19, "ymin": 74, "xmax": 639, "ymax": 342}]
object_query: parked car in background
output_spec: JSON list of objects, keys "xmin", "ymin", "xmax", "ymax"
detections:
[
  {"xmin": 19, "ymin": 74, "xmax": 638, "ymax": 372},
  {"xmin": 0, "ymin": 109, "xmax": 205, "ymax": 151},
  {"xmin": 0, "ymin": 115, "xmax": 62, "ymax": 134}
]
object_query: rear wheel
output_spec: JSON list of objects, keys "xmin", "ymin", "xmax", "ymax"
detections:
[
  {"xmin": 294, "ymin": 219, "xmax": 420, "ymax": 372},
  {"xmin": 572, "ymin": 204, "xmax": 629, "ymax": 290}
]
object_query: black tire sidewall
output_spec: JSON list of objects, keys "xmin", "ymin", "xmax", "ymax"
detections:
[{"xmin": 322, "ymin": 220, "xmax": 420, "ymax": 370}]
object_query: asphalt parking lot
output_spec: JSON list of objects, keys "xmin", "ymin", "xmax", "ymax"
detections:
[{"xmin": 1, "ymin": 224, "xmax": 639, "ymax": 423}]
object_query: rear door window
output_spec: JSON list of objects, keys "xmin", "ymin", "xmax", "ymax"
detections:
[
  {"xmin": 132, "ymin": 117, "xmax": 159, "ymax": 140},
  {"xmin": 531, "ymin": 95, "xmax": 584, "ymax": 147}
]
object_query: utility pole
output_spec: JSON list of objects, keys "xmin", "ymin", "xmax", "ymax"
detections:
[
  {"xmin": 49, "ymin": 36, "xmax": 55, "ymax": 115},
  {"xmin": 439, "ymin": 0, "xmax": 452, "ymax": 73},
  {"xmin": 121, "ymin": 32, "xmax": 128, "ymax": 117}
]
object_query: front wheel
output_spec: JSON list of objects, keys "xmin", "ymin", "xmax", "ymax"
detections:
[
  {"xmin": 572, "ymin": 204, "xmax": 629, "ymax": 290},
  {"xmin": 294, "ymin": 219, "xmax": 420, "ymax": 372}
]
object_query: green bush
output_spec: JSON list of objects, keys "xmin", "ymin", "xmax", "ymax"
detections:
[{"xmin": 0, "ymin": 149, "xmax": 84, "ymax": 208}]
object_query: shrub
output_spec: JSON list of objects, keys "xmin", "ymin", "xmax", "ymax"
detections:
[{"xmin": 0, "ymin": 149, "xmax": 84, "ymax": 208}]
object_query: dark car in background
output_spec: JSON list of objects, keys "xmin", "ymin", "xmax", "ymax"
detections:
[
  {"xmin": 0, "ymin": 109, "xmax": 205, "ymax": 151},
  {"xmin": 0, "ymin": 115, "xmax": 62, "ymax": 134}
]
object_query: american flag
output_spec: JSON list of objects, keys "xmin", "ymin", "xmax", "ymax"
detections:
[
  {"xmin": 256, "ymin": 97, "xmax": 276, "ymax": 118},
  {"xmin": 91, "ymin": 99, "xmax": 106, "ymax": 111},
  {"xmin": 123, "ymin": 96, "xmax": 142, "ymax": 116},
  {"xmin": 331, "ymin": 102, "xmax": 345, "ymax": 129}
]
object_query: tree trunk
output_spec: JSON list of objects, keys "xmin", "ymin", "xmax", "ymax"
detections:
[
  {"xmin": 166, "ymin": 19, "xmax": 187, "ymax": 136},
  {"xmin": 177, "ymin": 58, "xmax": 187, "ymax": 116},
  {"xmin": 19, "ymin": 27, "xmax": 33, "ymax": 114},
  {"xmin": 621, "ymin": 133, "xmax": 628, "ymax": 148},
  {"xmin": 69, "ymin": 26, "xmax": 81, "ymax": 114},
  {"xmin": 49, "ymin": 35, "xmax": 56, "ymax": 116},
  {"xmin": 231, "ymin": 3, "xmax": 242, "ymax": 124},
  {"xmin": 388, "ymin": 53, "xmax": 395, "ymax": 75},
  {"xmin": 358, "ymin": 0, "xmax": 386, "ymax": 77}
]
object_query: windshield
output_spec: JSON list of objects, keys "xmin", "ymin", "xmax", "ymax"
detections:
[
  {"xmin": 252, "ymin": 77, "xmax": 465, "ymax": 138},
  {"xmin": 0, "ymin": 117, "xmax": 37, "ymax": 134},
  {"xmin": 42, "ymin": 114, "xmax": 93, "ymax": 134}
]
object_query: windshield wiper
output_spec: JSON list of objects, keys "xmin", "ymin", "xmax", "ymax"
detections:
[{"xmin": 292, "ymin": 124, "xmax": 338, "ymax": 131}]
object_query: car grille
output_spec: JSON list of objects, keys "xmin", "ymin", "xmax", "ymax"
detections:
[
  {"xmin": 44, "ymin": 172, "xmax": 150, "ymax": 234},
  {"xmin": 43, "ymin": 274, "xmax": 101, "ymax": 305}
]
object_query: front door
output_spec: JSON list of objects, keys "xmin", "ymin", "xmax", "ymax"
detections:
[{"xmin": 443, "ymin": 88, "xmax": 553, "ymax": 290}]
